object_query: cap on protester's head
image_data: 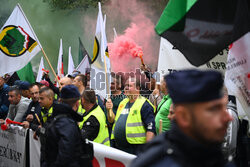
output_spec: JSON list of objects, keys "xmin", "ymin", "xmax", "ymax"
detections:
[
  {"xmin": 61, "ymin": 85, "xmax": 80, "ymax": 99},
  {"xmin": 67, "ymin": 71, "xmax": 81, "ymax": 78},
  {"xmin": 165, "ymin": 69, "xmax": 224, "ymax": 104},
  {"xmin": 19, "ymin": 81, "xmax": 31, "ymax": 90},
  {"xmin": 13, "ymin": 80, "xmax": 22, "ymax": 87},
  {"xmin": 40, "ymin": 80, "xmax": 49, "ymax": 87}
]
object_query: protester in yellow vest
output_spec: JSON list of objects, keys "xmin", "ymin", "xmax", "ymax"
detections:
[
  {"xmin": 111, "ymin": 77, "xmax": 156, "ymax": 154},
  {"xmin": 34, "ymin": 87, "xmax": 55, "ymax": 165},
  {"xmin": 73, "ymin": 74, "xmax": 87, "ymax": 115},
  {"xmin": 80, "ymin": 89, "xmax": 110, "ymax": 146},
  {"xmin": 73, "ymin": 74, "xmax": 106, "ymax": 115}
]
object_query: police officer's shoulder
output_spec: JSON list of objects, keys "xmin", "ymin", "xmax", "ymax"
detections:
[
  {"xmin": 133, "ymin": 132, "xmax": 178, "ymax": 167},
  {"xmin": 84, "ymin": 115, "xmax": 99, "ymax": 126},
  {"xmin": 53, "ymin": 114, "xmax": 74, "ymax": 124}
]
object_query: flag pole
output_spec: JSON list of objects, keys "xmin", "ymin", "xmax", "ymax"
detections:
[
  {"xmin": 17, "ymin": 3, "xmax": 60, "ymax": 86},
  {"xmin": 99, "ymin": 3, "xmax": 114, "ymax": 120},
  {"xmin": 41, "ymin": 48, "xmax": 61, "ymax": 86}
]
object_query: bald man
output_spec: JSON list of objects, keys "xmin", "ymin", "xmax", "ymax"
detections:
[
  {"xmin": 43, "ymin": 73, "xmax": 72, "ymax": 98},
  {"xmin": 59, "ymin": 77, "xmax": 72, "ymax": 91}
]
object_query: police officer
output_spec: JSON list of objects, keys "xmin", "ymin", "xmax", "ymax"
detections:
[
  {"xmin": 111, "ymin": 77, "xmax": 156, "ymax": 154},
  {"xmin": 132, "ymin": 69, "xmax": 235, "ymax": 167},
  {"xmin": 44, "ymin": 85, "xmax": 92, "ymax": 167}
]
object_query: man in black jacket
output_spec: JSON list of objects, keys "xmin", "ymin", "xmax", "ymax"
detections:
[
  {"xmin": 43, "ymin": 85, "xmax": 92, "ymax": 167},
  {"xmin": 132, "ymin": 70, "xmax": 235, "ymax": 167},
  {"xmin": 21, "ymin": 83, "xmax": 42, "ymax": 129}
]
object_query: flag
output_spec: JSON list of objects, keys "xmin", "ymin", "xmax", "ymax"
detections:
[
  {"xmin": 92, "ymin": 3, "xmax": 110, "ymax": 68},
  {"xmin": 103, "ymin": 14, "xmax": 111, "ymax": 71},
  {"xmin": 76, "ymin": 55, "xmax": 90, "ymax": 75},
  {"xmin": 68, "ymin": 46, "xmax": 75, "ymax": 75},
  {"xmin": 78, "ymin": 37, "xmax": 91, "ymax": 65},
  {"xmin": 57, "ymin": 38, "xmax": 64, "ymax": 79},
  {"xmin": 0, "ymin": 4, "xmax": 41, "ymax": 76},
  {"xmin": 17, "ymin": 62, "xmax": 35, "ymax": 83},
  {"xmin": 113, "ymin": 27, "xmax": 118, "ymax": 41},
  {"xmin": 90, "ymin": 2, "xmax": 111, "ymax": 98},
  {"xmin": 36, "ymin": 57, "xmax": 45, "ymax": 82},
  {"xmin": 225, "ymin": 33, "xmax": 250, "ymax": 120},
  {"xmin": 155, "ymin": 0, "xmax": 250, "ymax": 66}
]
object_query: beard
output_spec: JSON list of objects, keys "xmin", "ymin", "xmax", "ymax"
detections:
[{"xmin": 189, "ymin": 112, "xmax": 224, "ymax": 146}]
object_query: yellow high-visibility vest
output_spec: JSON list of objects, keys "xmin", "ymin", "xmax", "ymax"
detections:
[
  {"xmin": 111, "ymin": 96, "xmax": 155, "ymax": 144},
  {"xmin": 41, "ymin": 107, "xmax": 53, "ymax": 123},
  {"xmin": 79, "ymin": 105, "xmax": 110, "ymax": 146}
]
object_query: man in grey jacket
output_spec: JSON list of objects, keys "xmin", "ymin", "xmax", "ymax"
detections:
[{"xmin": 0, "ymin": 86, "xmax": 31, "ymax": 123}]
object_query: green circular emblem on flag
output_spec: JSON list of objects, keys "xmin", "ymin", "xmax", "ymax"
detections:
[{"xmin": 0, "ymin": 25, "xmax": 38, "ymax": 57}]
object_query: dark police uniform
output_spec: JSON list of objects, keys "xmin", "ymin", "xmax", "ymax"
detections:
[
  {"xmin": 131, "ymin": 69, "xmax": 236, "ymax": 167},
  {"xmin": 43, "ymin": 85, "xmax": 92, "ymax": 167},
  {"xmin": 132, "ymin": 121, "xmax": 235, "ymax": 167}
]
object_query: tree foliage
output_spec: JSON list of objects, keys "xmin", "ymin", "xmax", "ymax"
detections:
[
  {"xmin": 42, "ymin": 0, "xmax": 168, "ymax": 11},
  {"xmin": 43, "ymin": 0, "xmax": 108, "ymax": 10}
]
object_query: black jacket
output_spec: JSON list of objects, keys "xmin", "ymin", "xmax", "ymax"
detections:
[
  {"xmin": 43, "ymin": 103, "xmax": 90, "ymax": 167},
  {"xmin": 132, "ymin": 121, "xmax": 236, "ymax": 167},
  {"xmin": 22, "ymin": 101, "xmax": 42, "ymax": 130}
]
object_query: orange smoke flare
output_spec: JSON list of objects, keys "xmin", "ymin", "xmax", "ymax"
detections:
[{"xmin": 137, "ymin": 52, "xmax": 144, "ymax": 66}]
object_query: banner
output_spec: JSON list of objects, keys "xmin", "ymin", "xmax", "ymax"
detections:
[
  {"xmin": 157, "ymin": 37, "xmax": 247, "ymax": 118},
  {"xmin": 225, "ymin": 33, "xmax": 250, "ymax": 119},
  {"xmin": 29, "ymin": 130, "xmax": 41, "ymax": 167},
  {"xmin": 157, "ymin": 37, "xmax": 228, "ymax": 81},
  {"xmin": 0, "ymin": 125, "xmax": 27, "ymax": 167},
  {"xmin": 92, "ymin": 142, "xmax": 136, "ymax": 167}
]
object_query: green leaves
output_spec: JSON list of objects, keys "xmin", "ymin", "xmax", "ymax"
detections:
[{"xmin": 43, "ymin": 0, "xmax": 107, "ymax": 10}]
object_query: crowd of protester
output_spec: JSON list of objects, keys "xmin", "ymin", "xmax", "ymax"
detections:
[{"xmin": 0, "ymin": 66, "xmax": 249, "ymax": 167}]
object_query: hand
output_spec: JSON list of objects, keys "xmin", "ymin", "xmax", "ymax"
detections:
[
  {"xmin": 33, "ymin": 131, "xmax": 38, "ymax": 140},
  {"xmin": 152, "ymin": 89, "xmax": 160, "ymax": 97},
  {"xmin": 0, "ymin": 119, "xmax": 4, "ymax": 125},
  {"xmin": 21, "ymin": 121, "xmax": 30, "ymax": 129},
  {"xmin": 106, "ymin": 99, "xmax": 113, "ymax": 110},
  {"xmin": 26, "ymin": 114, "xmax": 34, "ymax": 122},
  {"xmin": 140, "ymin": 64, "xmax": 148, "ymax": 72},
  {"xmin": 42, "ymin": 72, "xmax": 49, "ymax": 80}
]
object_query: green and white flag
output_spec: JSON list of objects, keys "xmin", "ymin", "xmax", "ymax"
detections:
[{"xmin": 0, "ymin": 4, "xmax": 41, "ymax": 76}]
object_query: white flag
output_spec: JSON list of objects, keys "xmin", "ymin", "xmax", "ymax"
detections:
[
  {"xmin": 36, "ymin": 57, "xmax": 45, "ymax": 82},
  {"xmin": 0, "ymin": 4, "xmax": 41, "ymax": 76},
  {"xmin": 225, "ymin": 33, "xmax": 250, "ymax": 120},
  {"xmin": 103, "ymin": 14, "xmax": 111, "ymax": 72},
  {"xmin": 113, "ymin": 27, "xmax": 118, "ymax": 41},
  {"xmin": 68, "ymin": 46, "xmax": 75, "ymax": 75},
  {"xmin": 57, "ymin": 38, "xmax": 64, "ymax": 79},
  {"xmin": 91, "ymin": 2, "xmax": 111, "ymax": 98},
  {"xmin": 76, "ymin": 55, "xmax": 90, "ymax": 75}
]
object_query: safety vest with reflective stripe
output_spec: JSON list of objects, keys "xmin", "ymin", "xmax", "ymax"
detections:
[
  {"xmin": 41, "ymin": 107, "xmax": 53, "ymax": 123},
  {"xmin": 77, "ymin": 100, "xmax": 86, "ymax": 115},
  {"xmin": 111, "ymin": 96, "xmax": 155, "ymax": 144},
  {"xmin": 79, "ymin": 105, "xmax": 110, "ymax": 146}
]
